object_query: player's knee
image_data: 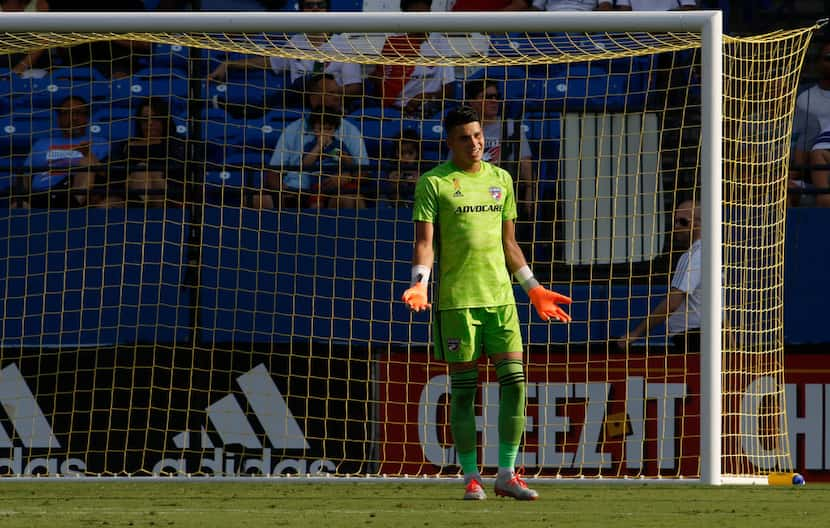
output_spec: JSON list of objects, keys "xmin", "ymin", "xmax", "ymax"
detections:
[
  {"xmin": 450, "ymin": 368, "xmax": 479, "ymax": 408},
  {"xmin": 495, "ymin": 359, "xmax": 526, "ymax": 398}
]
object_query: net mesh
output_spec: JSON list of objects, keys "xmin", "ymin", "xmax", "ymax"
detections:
[{"xmin": 0, "ymin": 22, "xmax": 816, "ymax": 479}]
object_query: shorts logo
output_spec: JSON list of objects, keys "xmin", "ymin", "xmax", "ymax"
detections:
[
  {"xmin": 447, "ymin": 339, "xmax": 460, "ymax": 352},
  {"xmin": 489, "ymin": 186, "xmax": 502, "ymax": 201}
]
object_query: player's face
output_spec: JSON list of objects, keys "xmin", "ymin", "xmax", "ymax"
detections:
[
  {"xmin": 447, "ymin": 121, "xmax": 484, "ymax": 170},
  {"xmin": 57, "ymin": 97, "xmax": 89, "ymax": 138},
  {"xmin": 475, "ymin": 86, "xmax": 501, "ymax": 121},
  {"xmin": 820, "ymin": 44, "xmax": 830, "ymax": 79},
  {"xmin": 673, "ymin": 203, "xmax": 700, "ymax": 248},
  {"xmin": 309, "ymin": 77, "xmax": 343, "ymax": 113},
  {"xmin": 138, "ymin": 105, "xmax": 165, "ymax": 139},
  {"xmin": 399, "ymin": 141, "xmax": 418, "ymax": 162}
]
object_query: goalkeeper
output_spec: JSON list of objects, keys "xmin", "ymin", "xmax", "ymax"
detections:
[{"xmin": 402, "ymin": 106, "xmax": 572, "ymax": 501}]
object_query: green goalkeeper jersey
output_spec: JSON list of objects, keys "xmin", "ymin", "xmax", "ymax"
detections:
[{"xmin": 412, "ymin": 160, "xmax": 518, "ymax": 311}]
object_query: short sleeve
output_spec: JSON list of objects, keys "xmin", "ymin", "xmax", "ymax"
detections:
[
  {"xmin": 412, "ymin": 175, "xmax": 438, "ymax": 223},
  {"xmin": 500, "ymin": 169, "xmax": 518, "ymax": 221}
]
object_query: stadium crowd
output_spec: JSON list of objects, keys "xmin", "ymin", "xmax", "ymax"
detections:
[{"xmin": 0, "ymin": 0, "xmax": 827, "ymax": 210}]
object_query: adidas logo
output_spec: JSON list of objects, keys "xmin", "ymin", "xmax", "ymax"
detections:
[
  {"xmin": 173, "ymin": 363, "xmax": 308, "ymax": 450},
  {"xmin": 0, "ymin": 363, "xmax": 86, "ymax": 476},
  {"xmin": 156, "ymin": 363, "xmax": 333, "ymax": 476},
  {"xmin": 0, "ymin": 364, "xmax": 60, "ymax": 449}
]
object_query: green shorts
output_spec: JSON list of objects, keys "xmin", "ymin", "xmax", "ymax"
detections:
[{"xmin": 433, "ymin": 304, "xmax": 524, "ymax": 363}]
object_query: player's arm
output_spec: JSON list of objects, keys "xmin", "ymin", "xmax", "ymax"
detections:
[
  {"xmin": 616, "ymin": 287, "xmax": 686, "ymax": 349},
  {"xmin": 402, "ymin": 221, "xmax": 434, "ymax": 312},
  {"xmin": 503, "ymin": 219, "xmax": 571, "ymax": 322}
]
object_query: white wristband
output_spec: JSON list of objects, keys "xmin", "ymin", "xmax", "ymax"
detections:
[
  {"xmin": 513, "ymin": 265, "xmax": 540, "ymax": 293},
  {"xmin": 411, "ymin": 265, "xmax": 430, "ymax": 285}
]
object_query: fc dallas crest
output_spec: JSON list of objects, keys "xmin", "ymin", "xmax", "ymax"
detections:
[{"xmin": 489, "ymin": 186, "xmax": 502, "ymax": 201}]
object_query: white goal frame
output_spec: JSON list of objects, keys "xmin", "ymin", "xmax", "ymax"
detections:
[{"xmin": 0, "ymin": 10, "xmax": 724, "ymax": 485}]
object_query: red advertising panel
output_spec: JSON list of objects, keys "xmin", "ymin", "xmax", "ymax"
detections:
[
  {"xmin": 379, "ymin": 350, "xmax": 830, "ymax": 482},
  {"xmin": 379, "ymin": 351, "xmax": 702, "ymax": 477}
]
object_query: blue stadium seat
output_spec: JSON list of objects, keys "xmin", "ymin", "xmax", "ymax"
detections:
[
  {"xmin": 12, "ymin": 75, "xmax": 94, "ymax": 114},
  {"xmin": 149, "ymin": 43, "xmax": 190, "ymax": 74},
  {"xmin": 88, "ymin": 108, "xmax": 132, "ymax": 145},
  {"xmin": 0, "ymin": 114, "xmax": 51, "ymax": 156},
  {"xmin": 346, "ymin": 106, "xmax": 403, "ymax": 161},
  {"xmin": 406, "ymin": 116, "xmax": 444, "ymax": 163},
  {"xmin": 129, "ymin": 73, "xmax": 189, "ymax": 117},
  {"xmin": 488, "ymin": 32, "xmax": 543, "ymax": 57},
  {"xmin": 523, "ymin": 111, "xmax": 561, "ymax": 198},
  {"xmin": 0, "ymin": 170, "xmax": 13, "ymax": 197},
  {"xmin": 91, "ymin": 75, "xmax": 133, "ymax": 108}
]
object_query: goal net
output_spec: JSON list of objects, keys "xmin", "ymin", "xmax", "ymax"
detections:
[{"xmin": 0, "ymin": 12, "xmax": 816, "ymax": 481}]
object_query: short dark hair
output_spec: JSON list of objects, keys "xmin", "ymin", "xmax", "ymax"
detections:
[
  {"xmin": 400, "ymin": 0, "xmax": 431, "ymax": 11},
  {"xmin": 463, "ymin": 79, "xmax": 498, "ymax": 101},
  {"xmin": 58, "ymin": 94, "xmax": 89, "ymax": 108},
  {"xmin": 397, "ymin": 128, "xmax": 421, "ymax": 155},
  {"xmin": 443, "ymin": 106, "xmax": 480, "ymax": 135},
  {"xmin": 135, "ymin": 97, "xmax": 175, "ymax": 137}
]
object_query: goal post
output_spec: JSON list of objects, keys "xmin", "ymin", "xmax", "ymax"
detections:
[{"xmin": 0, "ymin": 11, "xmax": 815, "ymax": 483}]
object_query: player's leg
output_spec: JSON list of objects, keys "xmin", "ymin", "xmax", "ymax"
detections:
[
  {"xmin": 485, "ymin": 305, "xmax": 538, "ymax": 501},
  {"xmin": 435, "ymin": 308, "xmax": 486, "ymax": 500}
]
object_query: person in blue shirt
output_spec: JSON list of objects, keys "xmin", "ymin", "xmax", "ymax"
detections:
[
  {"xmin": 255, "ymin": 73, "xmax": 368, "ymax": 209},
  {"xmin": 24, "ymin": 95, "xmax": 110, "ymax": 208}
]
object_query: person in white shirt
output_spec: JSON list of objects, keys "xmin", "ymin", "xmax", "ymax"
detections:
[
  {"xmin": 791, "ymin": 40, "xmax": 830, "ymax": 198},
  {"xmin": 461, "ymin": 79, "xmax": 533, "ymax": 215},
  {"xmin": 616, "ymin": 199, "xmax": 703, "ymax": 353},
  {"xmin": 207, "ymin": 0, "xmax": 363, "ymax": 99},
  {"xmin": 532, "ymin": 0, "xmax": 611, "ymax": 10},
  {"xmin": 370, "ymin": 0, "xmax": 456, "ymax": 118}
]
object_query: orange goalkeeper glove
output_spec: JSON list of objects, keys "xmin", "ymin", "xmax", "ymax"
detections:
[
  {"xmin": 528, "ymin": 285, "xmax": 572, "ymax": 322},
  {"xmin": 402, "ymin": 282, "xmax": 431, "ymax": 312}
]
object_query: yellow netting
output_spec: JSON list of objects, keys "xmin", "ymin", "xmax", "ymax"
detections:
[{"xmin": 0, "ymin": 24, "xmax": 819, "ymax": 480}]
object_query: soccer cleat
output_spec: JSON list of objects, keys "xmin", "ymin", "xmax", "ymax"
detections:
[
  {"xmin": 494, "ymin": 470, "xmax": 539, "ymax": 501},
  {"xmin": 463, "ymin": 478, "xmax": 487, "ymax": 500}
]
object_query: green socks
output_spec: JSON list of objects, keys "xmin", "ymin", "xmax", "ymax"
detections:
[
  {"xmin": 450, "ymin": 368, "xmax": 479, "ymax": 476},
  {"xmin": 495, "ymin": 359, "xmax": 526, "ymax": 470},
  {"xmin": 450, "ymin": 360, "xmax": 527, "ymax": 475}
]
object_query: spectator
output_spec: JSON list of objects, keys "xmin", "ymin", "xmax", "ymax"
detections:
[
  {"xmin": 792, "ymin": 40, "xmax": 830, "ymax": 187},
  {"xmin": 2, "ymin": 0, "xmax": 50, "ymax": 77},
  {"xmin": 45, "ymin": 0, "xmax": 151, "ymax": 79},
  {"xmin": 448, "ymin": 0, "xmax": 529, "ymax": 10},
  {"xmin": 305, "ymin": 111, "xmax": 366, "ymax": 209},
  {"xmin": 533, "ymin": 0, "xmax": 612, "ymax": 9},
  {"xmin": 254, "ymin": 73, "xmax": 368, "ymax": 209},
  {"xmin": 616, "ymin": 198, "xmax": 703, "ymax": 354},
  {"xmin": 369, "ymin": 0, "xmax": 456, "ymax": 118},
  {"xmin": 106, "ymin": 97, "xmax": 186, "ymax": 208},
  {"xmin": 380, "ymin": 129, "xmax": 422, "ymax": 206},
  {"xmin": 807, "ymin": 128, "xmax": 830, "ymax": 207},
  {"xmin": 23, "ymin": 95, "xmax": 109, "ymax": 208},
  {"xmin": 615, "ymin": 0, "xmax": 697, "ymax": 9},
  {"xmin": 462, "ymin": 79, "xmax": 534, "ymax": 216},
  {"xmin": 208, "ymin": 0, "xmax": 363, "ymax": 101}
]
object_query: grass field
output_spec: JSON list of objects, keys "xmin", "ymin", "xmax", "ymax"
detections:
[{"xmin": 0, "ymin": 481, "xmax": 825, "ymax": 527}]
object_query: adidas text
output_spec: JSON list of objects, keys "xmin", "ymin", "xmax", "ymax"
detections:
[
  {"xmin": 152, "ymin": 448, "xmax": 335, "ymax": 476},
  {"xmin": 0, "ymin": 447, "xmax": 86, "ymax": 476}
]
